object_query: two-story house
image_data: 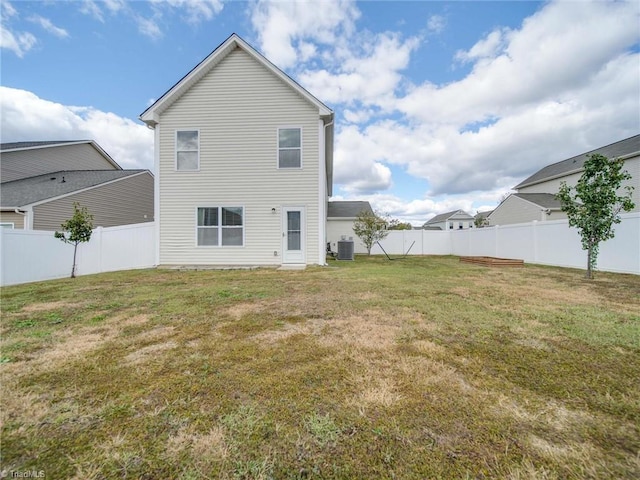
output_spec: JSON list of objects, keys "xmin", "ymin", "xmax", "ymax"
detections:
[
  {"xmin": 0, "ymin": 140, "xmax": 154, "ymax": 230},
  {"xmin": 140, "ymin": 34, "xmax": 334, "ymax": 267},
  {"xmin": 489, "ymin": 135, "xmax": 639, "ymax": 226}
]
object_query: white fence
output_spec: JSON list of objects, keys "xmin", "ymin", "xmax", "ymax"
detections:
[
  {"xmin": 372, "ymin": 212, "xmax": 640, "ymax": 275},
  {"xmin": 0, "ymin": 222, "xmax": 155, "ymax": 286},
  {"xmin": 1, "ymin": 214, "xmax": 638, "ymax": 286}
]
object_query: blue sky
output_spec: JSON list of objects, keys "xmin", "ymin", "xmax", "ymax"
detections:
[{"xmin": 2, "ymin": 0, "xmax": 639, "ymax": 225}]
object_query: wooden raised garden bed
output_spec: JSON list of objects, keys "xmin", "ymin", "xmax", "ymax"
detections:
[{"xmin": 459, "ymin": 256, "xmax": 524, "ymax": 267}]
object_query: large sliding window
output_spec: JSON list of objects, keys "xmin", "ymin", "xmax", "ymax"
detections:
[
  {"xmin": 176, "ymin": 130, "xmax": 199, "ymax": 171},
  {"xmin": 278, "ymin": 127, "xmax": 302, "ymax": 168},
  {"xmin": 197, "ymin": 207, "xmax": 244, "ymax": 246}
]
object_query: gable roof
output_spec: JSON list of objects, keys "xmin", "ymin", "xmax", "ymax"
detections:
[
  {"xmin": 327, "ymin": 201, "xmax": 373, "ymax": 218},
  {"xmin": 1, "ymin": 170, "xmax": 148, "ymax": 208},
  {"xmin": 516, "ymin": 134, "xmax": 640, "ymax": 189},
  {"xmin": 512, "ymin": 193, "xmax": 562, "ymax": 210},
  {"xmin": 140, "ymin": 33, "xmax": 333, "ymax": 126},
  {"xmin": 0, "ymin": 140, "xmax": 122, "ymax": 170},
  {"xmin": 425, "ymin": 209, "xmax": 474, "ymax": 225}
]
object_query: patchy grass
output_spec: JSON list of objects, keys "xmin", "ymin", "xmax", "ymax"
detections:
[{"xmin": 1, "ymin": 256, "xmax": 639, "ymax": 479}]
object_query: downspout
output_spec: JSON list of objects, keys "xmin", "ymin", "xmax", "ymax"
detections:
[
  {"xmin": 13, "ymin": 208, "xmax": 27, "ymax": 229},
  {"xmin": 321, "ymin": 118, "xmax": 334, "ymax": 266}
]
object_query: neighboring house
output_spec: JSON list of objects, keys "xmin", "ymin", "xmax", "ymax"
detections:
[
  {"xmin": 140, "ymin": 33, "xmax": 334, "ymax": 267},
  {"xmin": 0, "ymin": 140, "xmax": 154, "ymax": 230},
  {"xmin": 326, "ymin": 201, "xmax": 373, "ymax": 254},
  {"xmin": 423, "ymin": 210, "xmax": 475, "ymax": 230},
  {"xmin": 474, "ymin": 210, "xmax": 493, "ymax": 228},
  {"xmin": 489, "ymin": 135, "xmax": 640, "ymax": 226}
]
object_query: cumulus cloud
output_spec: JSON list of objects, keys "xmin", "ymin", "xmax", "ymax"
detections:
[
  {"xmin": 250, "ymin": 0, "xmax": 360, "ymax": 69},
  {"xmin": 323, "ymin": 0, "xmax": 640, "ymax": 201},
  {"xmin": 298, "ymin": 32, "xmax": 421, "ymax": 107},
  {"xmin": 0, "ymin": 87, "xmax": 153, "ymax": 170}
]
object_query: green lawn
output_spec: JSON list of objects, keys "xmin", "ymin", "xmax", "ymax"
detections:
[{"xmin": 1, "ymin": 256, "xmax": 639, "ymax": 479}]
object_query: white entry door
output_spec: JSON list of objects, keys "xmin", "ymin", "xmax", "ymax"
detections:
[{"xmin": 282, "ymin": 207, "xmax": 305, "ymax": 264}]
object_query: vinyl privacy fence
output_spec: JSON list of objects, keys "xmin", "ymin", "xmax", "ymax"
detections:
[
  {"xmin": 371, "ymin": 212, "xmax": 639, "ymax": 275},
  {"xmin": 1, "ymin": 214, "xmax": 638, "ymax": 286},
  {"xmin": 0, "ymin": 222, "xmax": 155, "ymax": 286}
]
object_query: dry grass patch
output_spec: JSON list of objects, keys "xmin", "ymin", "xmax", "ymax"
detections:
[{"xmin": 1, "ymin": 257, "xmax": 638, "ymax": 479}]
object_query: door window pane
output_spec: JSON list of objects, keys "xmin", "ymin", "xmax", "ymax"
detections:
[
  {"xmin": 288, "ymin": 231, "xmax": 301, "ymax": 250},
  {"xmin": 287, "ymin": 211, "xmax": 301, "ymax": 250}
]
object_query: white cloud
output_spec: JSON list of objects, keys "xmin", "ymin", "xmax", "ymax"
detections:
[
  {"xmin": 250, "ymin": 0, "xmax": 360, "ymax": 69},
  {"xmin": 455, "ymin": 28, "xmax": 507, "ymax": 64},
  {"xmin": 328, "ymin": 0, "xmax": 639, "ymax": 205},
  {"xmin": 1, "ymin": 1, "xmax": 37, "ymax": 57},
  {"xmin": 80, "ymin": 0, "xmax": 224, "ymax": 38},
  {"xmin": 156, "ymin": 0, "xmax": 224, "ymax": 24},
  {"xmin": 427, "ymin": 14, "xmax": 446, "ymax": 34},
  {"xmin": 0, "ymin": 87, "xmax": 153, "ymax": 170},
  {"xmin": 333, "ymin": 125, "xmax": 392, "ymax": 194},
  {"xmin": 28, "ymin": 15, "xmax": 70, "ymax": 39},
  {"xmin": 298, "ymin": 32, "xmax": 420, "ymax": 107},
  {"xmin": 136, "ymin": 15, "xmax": 163, "ymax": 40},
  {"xmin": 397, "ymin": 1, "xmax": 639, "ymax": 126},
  {"xmin": 80, "ymin": 0, "xmax": 105, "ymax": 22}
]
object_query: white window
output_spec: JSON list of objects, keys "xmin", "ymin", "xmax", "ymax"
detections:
[
  {"xmin": 278, "ymin": 128, "xmax": 301, "ymax": 168},
  {"xmin": 0, "ymin": 223, "xmax": 14, "ymax": 229},
  {"xmin": 197, "ymin": 207, "xmax": 243, "ymax": 246},
  {"xmin": 176, "ymin": 130, "xmax": 199, "ymax": 171}
]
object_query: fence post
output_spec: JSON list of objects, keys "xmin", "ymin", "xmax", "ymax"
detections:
[
  {"xmin": 532, "ymin": 221, "xmax": 538, "ymax": 263},
  {"xmin": 494, "ymin": 225, "xmax": 499, "ymax": 258}
]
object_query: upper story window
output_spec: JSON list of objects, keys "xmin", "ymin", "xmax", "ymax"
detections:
[
  {"xmin": 278, "ymin": 128, "xmax": 301, "ymax": 168},
  {"xmin": 176, "ymin": 130, "xmax": 199, "ymax": 171}
]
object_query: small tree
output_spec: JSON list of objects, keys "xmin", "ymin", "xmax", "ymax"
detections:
[
  {"xmin": 388, "ymin": 219, "xmax": 413, "ymax": 230},
  {"xmin": 352, "ymin": 209, "xmax": 390, "ymax": 255},
  {"xmin": 55, "ymin": 203, "xmax": 94, "ymax": 278},
  {"xmin": 556, "ymin": 153, "xmax": 635, "ymax": 279}
]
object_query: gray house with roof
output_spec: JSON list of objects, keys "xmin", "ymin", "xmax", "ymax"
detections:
[
  {"xmin": 326, "ymin": 201, "xmax": 373, "ymax": 254},
  {"xmin": 423, "ymin": 209, "xmax": 474, "ymax": 230},
  {"xmin": 0, "ymin": 141, "xmax": 154, "ymax": 230},
  {"xmin": 489, "ymin": 135, "xmax": 639, "ymax": 226}
]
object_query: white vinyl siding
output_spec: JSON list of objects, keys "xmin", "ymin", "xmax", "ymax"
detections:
[
  {"xmin": 157, "ymin": 48, "xmax": 322, "ymax": 265},
  {"xmin": 176, "ymin": 130, "xmax": 200, "ymax": 171},
  {"xmin": 278, "ymin": 127, "xmax": 302, "ymax": 168}
]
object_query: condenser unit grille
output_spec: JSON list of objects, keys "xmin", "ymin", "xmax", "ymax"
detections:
[{"xmin": 337, "ymin": 240, "xmax": 355, "ymax": 260}]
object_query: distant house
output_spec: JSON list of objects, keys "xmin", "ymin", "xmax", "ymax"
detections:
[
  {"xmin": 0, "ymin": 140, "xmax": 154, "ymax": 230},
  {"xmin": 423, "ymin": 210, "xmax": 474, "ymax": 230},
  {"xmin": 139, "ymin": 33, "xmax": 334, "ymax": 267},
  {"xmin": 474, "ymin": 210, "xmax": 493, "ymax": 228},
  {"xmin": 489, "ymin": 135, "xmax": 639, "ymax": 226},
  {"xmin": 326, "ymin": 201, "xmax": 373, "ymax": 254}
]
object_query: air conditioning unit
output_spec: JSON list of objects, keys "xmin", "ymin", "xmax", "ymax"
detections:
[{"xmin": 337, "ymin": 240, "xmax": 354, "ymax": 260}]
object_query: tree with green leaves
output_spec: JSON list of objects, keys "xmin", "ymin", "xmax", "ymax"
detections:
[
  {"xmin": 388, "ymin": 219, "xmax": 413, "ymax": 230},
  {"xmin": 55, "ymin": 203, "xmax": 94, "ymax": 278},
  {"xmin": 352, "ymin": 209, "xmax": 390, "ymax": 255},
  {"xmin": 556, "ymin": 153, "xmax": 635, "ymax": 279}
]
